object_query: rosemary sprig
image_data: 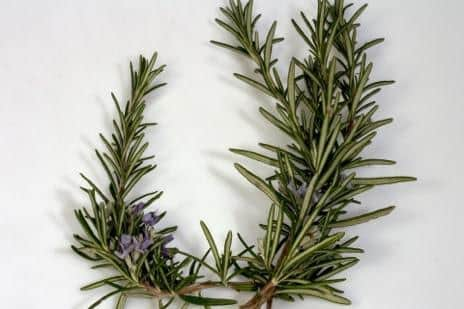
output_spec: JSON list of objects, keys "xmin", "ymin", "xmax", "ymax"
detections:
[
  {"xmin": 71, "ymin": 1, "xmax": 416, "ymax": 308},
  {"xmin": 72, "ymin": 54, "xmax": 239, "ymax": 308},
  {"xmin": 211, "ymin": 0, "xmax": 416, "ymax": 307}
]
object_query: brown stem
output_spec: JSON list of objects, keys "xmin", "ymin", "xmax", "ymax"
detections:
[
  {"xmin": 142, "ymin": 283, "xmax": 172, "ymax": 298},
  {"xmin": 142, "ymin": 280, "xmax": 254, "ymax": 299},
  {"xmin": 240, "ymin": 280, "xmax": 276, "ymax": 309},
  {"xmin": 266, "ymin": 297, "xmax": 273, "ymax": 309},
  {"xmin": 275, "ymin": 241, "xmax": 291, "ymax": 270},
  {"xmin": 240, "ymin": 239, "xmax": 293, "ymax": 309},
  {"xmin": 177, "ymin": 282, "xmax": 218, "ymax": 295},
  {"xmin": 142, "ymin": 281, "xmax": 219, "ymax": 298}
]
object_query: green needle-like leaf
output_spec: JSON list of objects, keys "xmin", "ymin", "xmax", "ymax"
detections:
[
  {"xmin": 200, "ymin": 221, "xmax": 221, "ymax": 273},
  {"xmin": 180, "ymin": 295, "xmax": 237, "ymax": 306},
  {"xmin": 234, "ymin": 73, "xmax": 275, "ymax": 97},
  {"xmin": 352, "ymin": 176, "xmax": 417, "ymax": 186},
  {"xmin": 234, "ymin": 163, "xmax": 280, "ymax": 206},
  {"xmin": 230, "ymin": 148, "xmax": 278, "ymax": 167},
  {"xmin": 330, "ymin": 206, "xmax": 396, "ymax": 228}
]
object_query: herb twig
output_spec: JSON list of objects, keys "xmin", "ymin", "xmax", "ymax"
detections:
[
  {"xmin": 211, "ymin": 0, "xmax": 415, "ymax": 307},
  {"xmin": 71, "ymin": 1, "xmax": 415, "ymax": 308},
  {"xmin": 72, "ymin": 54, "xmax": 240, "ymax": 308}
]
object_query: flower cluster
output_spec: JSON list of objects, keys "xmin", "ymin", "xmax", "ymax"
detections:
[
  {"xmin": 114, "ymin": 202, "xmax": 173, "ymax": 261},
  {"xmin": 115, "ymin": 232, "xmax": 152, "ymax": 259}
]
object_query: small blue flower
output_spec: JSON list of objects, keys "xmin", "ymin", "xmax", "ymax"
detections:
[
  {"xmin": 161, "ymin": 235, "xmax": 174, "ymax": 258},
  {"xmin": 287, "ymin": 180, "xmax": 322, "ymax": 204},
  {"xmin": 164, "ymin": 235, "xmax": 174, "ymax": 244},
  {"xmin": 142, "ymin": 212, "xmax": 161, "ymax": 226},
  {"xmin": 296, "ymin": 182, "xmax": 308, "ymax": 198},
  {"xmin": 130, "ymin": 202, "xmax": 145, "ymax": 215},
  {"xmin": 134, "ymin": 232, "xmax": 153, "ymax": 253},
  {"xmin": 312, "ymin": 190, "xmax": 322, "ymax": 204},
  {"xmin": 115, "ymin": 234, "xmax": 136, "ymax": 259},
  {"xmin": 115, "ymin": 232, "xmax": 154, "ymax": 259},
  {"xmin": 287, "ymin": 181, "xmax": 308, "ymax": 199},
  {"xmin": 340, "ymin": 173, "xmax": 354, "ymax": 190}
]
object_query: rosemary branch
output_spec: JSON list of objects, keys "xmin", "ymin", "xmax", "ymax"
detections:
[
  {"xmin": 211, "ymin": 0, "xmax": 415, "ymax": 307},
  {"xmin": 72, "ymin": 54, "xmax": 241, "ymax": 308},
  {"xmin": 71, "ymin": 1, "xmax": 415, "ymax": 308}
]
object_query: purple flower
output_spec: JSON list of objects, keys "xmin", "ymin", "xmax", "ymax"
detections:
[
  {"xmin": 161, "ymin": 235, "xmax": 174, "ymax": 258},
  {"xmin": 164, "ymin": 235, "xmax": 174, "ymax": 244},
  {"xmin": 287, "ymin": 181, "xmax": 308, "ymax": 199},
  {"xmin": 115, "ymin": 234, "xmax": 136, "ymax": 259},
  {"xmin": 142, "ymin": 212, "xmax": 161, "ymax": 226},
  {"xmin": 296, "ymin": 182, "xmax": 308, "ymax": 198},
  {"xmin": 130, "ymin": 202, "xmax": 145, "ymax": 215},
  {"xmin": 312, "ymin": 190, "xmax": 322, "ymax": 204},
  {"xmin": 115, "ymin": 232, "xmax": 154, "ymax": 259},
  {"xmin": 134, "ymin": 232, "xmax": 153, "ymax": 253},
  {"xmin": 340, "ymin": 173, "xmax": 354, "ymax": 190},
  {"xmin": 287, "ymin": 180, "xmax": 322, "ymax": 205},
  {"xmin": 120, "ymin": 234, "xmax": 133, "ymax": 247}
]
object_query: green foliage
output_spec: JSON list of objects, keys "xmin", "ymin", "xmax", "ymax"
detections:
[
  {"xmin": 72, "ymin": 54, "xmax": 237, "ymax": 308},
  {"xmin": 211, "ymin": 0, "xmax": 415, "ymax": 307},
  {"xmin": 71, "ymin": 1, "xmax": 415, "ymax": 308}
]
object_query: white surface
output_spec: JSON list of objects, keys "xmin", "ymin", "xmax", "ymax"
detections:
[{"xmin": 0, "ymin": 0, "xmax": 462, "ymax": 308}]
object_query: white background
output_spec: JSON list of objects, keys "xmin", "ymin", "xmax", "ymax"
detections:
[{"xmin": 0, "ymin": 0, "xmax": 462, "ymax": 308}]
